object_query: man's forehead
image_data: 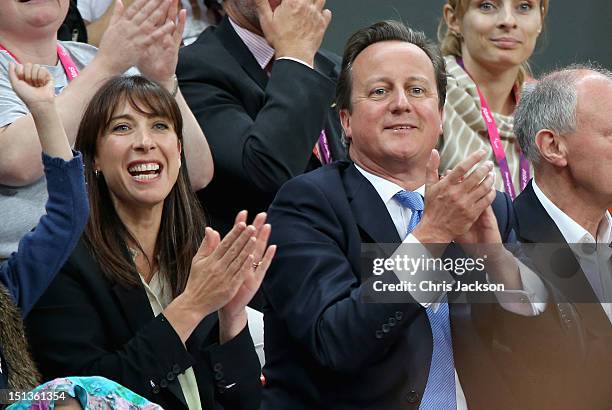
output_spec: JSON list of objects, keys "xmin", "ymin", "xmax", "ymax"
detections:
[
  {"xmin": 351, "ymin": 41, "xmax": 435, "ymax": 81},
  {"xmin": 575, "ymin": 74, "xmax": 612, "ymax": 118}
]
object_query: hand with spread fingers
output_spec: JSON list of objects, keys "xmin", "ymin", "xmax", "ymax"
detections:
[
  {"xmin": 413, "ymin": 148, "xmax": 496, "ymax": 245},
  {"xmin": 137, "ymin": 0, "xmax": 187, "ymax": 86},
  {"xmin": 165, "ymin": 211, "xmax": 275, "ymax": 343},
  {"xmin": 219, "ymin": 211, "xmax": 276, "ymax": 343},
  {"xmin": 96, "ymin": 0, "xmax": 176, "ymax": 75},
  {"xmin": 255, "ymin": 0, "xmax": 332, "ymax": 67}
]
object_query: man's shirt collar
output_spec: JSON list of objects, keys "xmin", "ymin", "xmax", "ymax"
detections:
[
  {"xmin": 228, "ymin": 17, "xmax": 274, "ymax": 70},
  {"xmin": 532, "ymin": 178, "xmax": 611, "ymax": 245}
]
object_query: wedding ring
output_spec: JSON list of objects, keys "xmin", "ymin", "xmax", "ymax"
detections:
[{"xmin": 252, "ymin": 261, "xmax": 263, "ymax": 269}]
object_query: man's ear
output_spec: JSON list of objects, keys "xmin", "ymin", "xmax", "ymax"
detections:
[
  {"xmin": 535, "ymin": 129, "xmax": 568, "ymax": 167},
  {"xmin": 339, "ymin": 108, "xmax": 352, "ymax": 143},
  {"xmin": 443, "ymin": 4, "xmax": 462, "ymax": 38}
]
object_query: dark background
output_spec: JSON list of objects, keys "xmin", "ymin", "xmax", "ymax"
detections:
[{"xmin": 321, "ymin": 0, "xmax": 612, "ymax": 76}]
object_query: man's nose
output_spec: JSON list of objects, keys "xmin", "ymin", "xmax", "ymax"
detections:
[{"xmin": 389, "ymin": 90, "xmax": 412, "ymax": 113}]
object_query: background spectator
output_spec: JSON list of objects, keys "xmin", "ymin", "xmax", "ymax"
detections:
[
  {"xmin": 57, "ymin": 0, "xmax": 88, "ymax": 43},
  {"xmin": 0, "ymin": 0, "xmax": 213, "ymax": 260},
  {"xmin": 177, "ymin": 0, "xmax": 345, "ymax": 238},
  {"xmin": 436, "ymin": 0, "xmax": 549, "ymax": 199},
  {"xmin": 511, "ymin": 65, "xmax": 612, "ymax": 409},
  {"xmin": 1, "ymin": 62, "xmax": 87, "ymax": 393},
  {"xmin": 78, "ymin": 0, "xmax": 221, "ymax": 46}
]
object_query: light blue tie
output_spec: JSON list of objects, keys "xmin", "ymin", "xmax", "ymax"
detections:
[{"xmin": 393, "ymin": 190, "xmax": 457, "ymax": 410}]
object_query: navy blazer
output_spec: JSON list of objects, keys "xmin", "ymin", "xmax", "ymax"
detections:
[
  {"xmin": 503, "ymin": 181, "xmax": 612, "ymax": 409},
  {"xmin": 177, "ymin": 17, "xmax": 345, "ymax": 236},
  {"xmin": 262, "ymin": 161, "xmax": 517, "ymax": 410}
]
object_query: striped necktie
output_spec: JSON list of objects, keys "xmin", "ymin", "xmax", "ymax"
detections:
[{"xmin": 393, "ymin": 190, "xmax": 457, "ymax": 409}]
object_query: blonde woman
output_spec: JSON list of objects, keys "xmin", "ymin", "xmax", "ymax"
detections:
[{"xmin": 438, "ymin": 0, "xmax": 548, "ymax": 199}]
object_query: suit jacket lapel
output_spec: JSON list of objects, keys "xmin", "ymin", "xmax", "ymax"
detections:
[
  {"xmin": 343, "ymin": 163, "xmax": 401, "ymax": 244},
  {"xmin": 110, "ymin": 269, "xmax": 188, "ymax": 407},
  {"xmin": 215, "ymin": 17, "xmax": 268, "ymax": 89},
  {"xmin": 515, "ymin": 182, "xmax": 608, "ymax": 327},
  {"xmin": 514, "ymin": 181, "xmax": 567, "ymax": 243}
]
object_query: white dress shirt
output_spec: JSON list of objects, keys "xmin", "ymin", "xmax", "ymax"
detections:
[
  {"xmin": 354, "ymin": 165, "xmax": 471, "ymax": 409},
  {"xmin": 532, "ymin": 179, "xmax": 612, "ymax": 323},
  {"xmin": 355, "ymin": 164, "xmax": 554, "ymax": 409}
]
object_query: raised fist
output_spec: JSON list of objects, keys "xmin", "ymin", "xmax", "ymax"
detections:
[{"xmin": 8, "ymin": 62, "xmax": 55, "ymax": 108}]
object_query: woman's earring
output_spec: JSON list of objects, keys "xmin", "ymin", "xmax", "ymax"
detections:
[{"xmin": 94, "ymin": 169, "xmax": 100, "ymax": 178}]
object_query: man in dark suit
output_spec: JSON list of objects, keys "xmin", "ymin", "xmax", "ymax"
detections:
[
  {"xmin": 509, "ymin": 65, "xmax": 612, "ymax": 409},
  {"xmin": 177, "ymin": 0, "xmax": 344, "ymax": 235},
  {"xmin": 261, "ymin": 21, "xmax": 542, "ymax": 410}
]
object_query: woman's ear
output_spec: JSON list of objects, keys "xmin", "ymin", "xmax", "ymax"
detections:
[
  {"xmin": 443, "ymin": 4, "xmax": 462, "ymax": 38},
  {"xmin": 535, "ymin": 129, "xmax": 568, "ymax": 168}
]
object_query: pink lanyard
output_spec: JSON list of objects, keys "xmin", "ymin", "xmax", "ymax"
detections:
[
  {"xmin": 0, "ymin": 43, "xmax": 80, "ymax": 81},
  {"xmin": 456, "ymin": 57, "xmax": 530, "ymax": 200}
]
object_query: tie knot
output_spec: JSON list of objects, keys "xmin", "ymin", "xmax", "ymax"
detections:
[{"xmin": 394, "ymin": 190, "xmax": 424, "ymax": 211}]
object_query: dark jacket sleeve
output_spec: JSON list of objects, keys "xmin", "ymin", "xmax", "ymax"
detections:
[
  {"xmin": 26, "ymin": 266, "xmax": 193, "ymax": 394},
  {"xmin": 205, "ymin": 325, "xmax": 262, "ymax": 410},
  {"xmin": 264, "ymin": 176, "xmax": 424, "ymax": 373},
  {"xmin": 26, "ymin": 255, "xmax": 261, "ymax": 410},
  {"xmin": 0, "ymin": 152, "xmax": 88, "ymax": 315},
  {"xmin": 177, "ymin": 54, "xmax": 337, "ymax": 193}
]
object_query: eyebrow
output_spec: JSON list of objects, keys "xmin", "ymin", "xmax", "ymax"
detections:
[
  {"xmin": 109, "ymin": 114, "xmax": 134, "ymax": 122},
  {"xmin": 109, "ymin": 112, "xmax": 165, "ymax": 122},
  {"xmin": 365, "ymin": 75, "xmax": 430, "ymax": 85}
]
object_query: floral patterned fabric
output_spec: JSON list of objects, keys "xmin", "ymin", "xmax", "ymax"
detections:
[{"xmin": 7, "ymin": 376, "xmax": 163, "ymax": 409}]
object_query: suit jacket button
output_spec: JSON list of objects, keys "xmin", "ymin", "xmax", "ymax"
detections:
[
  {"xmin": 167, "ymin": 372, "xmax": 176, "ymax": 381},
  {"xmin": 172, "ymin": 364, "xmax": 181, "ymax": 374},
  {"xmin": 215, "ymin": 372, "xmax": 224, "ymax": 380},
  {"xmin": 405, "ymin": 390, "xmax": 419, "ymax": 403},
  {"xmin": 388, "ymin": 317, "xmax": 396, "ymax": 326},
  {"xmin": 160, "ymin": 379, "xmax": 168, "ymax": 388},
  {"xmin": 382, "ymin": 323, "xmax": 390, "ymax": 333},
  {"xmin": 214, "ymin": 363, "xmax": 223, "ymax": 372},
  {"xmin": 375, "ymin": 330, "xmax": 383, "ymax": 339},
  {"xmin": 395, "ymin": 311, "xmax": 404, "ymax": 321}
]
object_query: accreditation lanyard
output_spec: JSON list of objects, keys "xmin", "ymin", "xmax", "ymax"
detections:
[
  {"xmin": 456, "ymin": 57, "xmax": 530, "ymax": 200},
  {"xmin": 0, "ymin": 43, "xmax": 80, "ymax": 81},
  {"xmin": 314, "ymin": 130, "xmax": 332, "ymax": 165}
]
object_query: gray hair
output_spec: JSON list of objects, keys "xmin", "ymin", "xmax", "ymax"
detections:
[{"xmin": 514, "ymin": 63, "xmax": 612, "ymax": 166}]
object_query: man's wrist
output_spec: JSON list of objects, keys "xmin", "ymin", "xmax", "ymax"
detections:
[
  {"xmin": 412, "ymin": 223, "xmax": 452, "ymax": 245},
  {"xmin": 274, "ymin": 48, "xmax": 315, "ymax": 68}
]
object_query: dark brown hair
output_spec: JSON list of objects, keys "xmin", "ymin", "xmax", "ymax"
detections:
[
  {"xmin": 336, "ymin": 20, "xmax": 447, "ymax": 114},
  {"xmin": 75, "ymin": 76, "xmax": 206, "ymax": 297}
]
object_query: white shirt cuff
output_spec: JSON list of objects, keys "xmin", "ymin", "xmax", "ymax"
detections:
[
  {"xmin": 275, "ymin": 57, "xmax": 313, "ymax": 70},
  {"xmin": 400, "ymin": 234, "xmax": 452, "ymax": 312},
  {"xmin": 489, "ymin": 259, "xmax": 548, "ymax": 316}
]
